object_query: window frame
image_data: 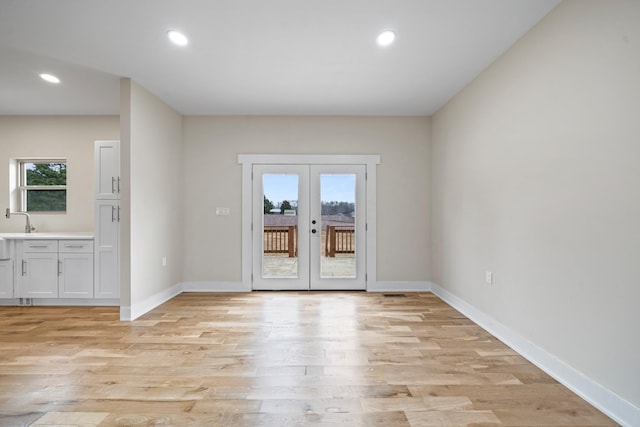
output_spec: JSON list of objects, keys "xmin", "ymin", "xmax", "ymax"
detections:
[{"xmin": 18, "ymin": 159, "xmax": 68, "ymax": 213}]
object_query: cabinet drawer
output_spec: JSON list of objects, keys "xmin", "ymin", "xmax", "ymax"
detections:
[
  {"xmin": 59, "ymin": 240, "xmax": 94, "ymax": 253},
  {"xmin": 23, "ymin": 240, "xmax": 58, "ymax": 253}
]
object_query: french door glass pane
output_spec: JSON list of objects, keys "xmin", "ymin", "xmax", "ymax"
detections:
[
  {"xmin": 320, "ymin": 174, "xmax": 356, "ymax": 278},
  {"xmin": 262, "ymin": 174, "xmax": 299, "ymax": 278}
]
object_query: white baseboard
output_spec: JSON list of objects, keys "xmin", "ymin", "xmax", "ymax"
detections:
[
  {"xmin": 120, "ymin": 281, "xmax": 250, "ymax": 319},
  {"xmin": 0, "ymin": 298, "xmax": 119, "ymax": 306},
  {"xmin": 367, "ymin": 281, "xmax": 431, "ymax": 292},
  {"xmin": 38, "ymin": 298, "xmax": 120, "ymax": 306},
  {"xmin": 120, "ymin": 282, "xmax": 183, "ymax": 321},
  {"xmin": 430, "ymin": 282, "xmax": 639, "ymax": 427},
  {"xmin": 182, "ymin": 281, "xmax": 251, "ymax": 292}
]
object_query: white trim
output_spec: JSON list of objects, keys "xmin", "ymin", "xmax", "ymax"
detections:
[
  {"xmin": 182, "ymin": 281, "xmax": 250, "ymax": 292},
  {"xmin": 0, "ymin": 298, "xmax": 119, "ymax": 306},
  {"xmin": 430, "ymin": 282, "xmax": 639, "ymax": 427},
  {"xmin": 365, "ymin": 159, "xmax": 378, "ymax": 287},
  {"xmin": 367, "ymin": 281, "xmax": 431, "ymax": 292},
  {"xmin": 240, "ymin": 158, "xmax": 253, "ymax": 291},
  {"xmin": 121, "ymin": 282, "xmax": 182, "ymax": 321},
  {"xmin": 238, "ymin": 154, "xmax": 380, "ymax": 166},
  {"xmin": 238, "ymin": 154, "xmax": 380, "ymax": 291}
]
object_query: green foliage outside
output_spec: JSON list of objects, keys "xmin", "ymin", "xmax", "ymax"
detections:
[
  {"xmin": 280, "ymin": 200, "xmax": 292, "ymax": 214},
  {"xmin": 26, "ymin": 163, "xmax": 66, "ymax": 186},
  {"xmin": 263, "ymin": 195, "xmax": 274, "ymax": 214},
  {"xmin": 25, "ymin": 163, "xmax": 67, "ymax": 212}
]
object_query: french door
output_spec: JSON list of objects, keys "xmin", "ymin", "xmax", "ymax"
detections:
[{"xmin": 252, "ymin": 164, "xmax": 366, "ymax": 290}]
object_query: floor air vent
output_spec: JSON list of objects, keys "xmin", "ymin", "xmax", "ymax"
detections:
[{"xmin": 383, "ymin": 293, "xmax": 407, "ymax": 298}]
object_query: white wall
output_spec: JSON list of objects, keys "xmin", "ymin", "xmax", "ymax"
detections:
[
  {"xmin": 0, "ymin": 116, "xmax": 119, "ymax": 232},
  {"xmin": 120, "ymin": 79, "xmax": 184, "ymax": 315},
  {"xmin": 431, "ymin": 0, "xmax": 640, "ymax": 414},
  {"xmin": 183, "ymin": 116, "xmax": 431, "ymax": 285}
]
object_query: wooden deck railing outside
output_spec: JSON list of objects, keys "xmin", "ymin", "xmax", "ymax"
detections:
[
  {"xmin": 263, "ymin": 224, "xmax": 354, "ymax": 258},
  {"xmin": 263, "ymin": 226, "xmax": 297, "ymax": 257},
  {"xmin": 325, "ymin": 225, "xmax": 355, "ymax": 257}
]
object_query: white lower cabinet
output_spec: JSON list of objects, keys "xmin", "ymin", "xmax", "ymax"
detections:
[
  {"xmin": 59, "ymin": 240, "xmax": 94, "ymax": 298},
  {"xmin": 21, "ymin": 251, "xmax": 58, "ymax": 298},
  {"xmin": 0, "ymin": 260, "xmax": 13, "ymax": 298},
  {"xmin": 18, "ymin": 240, "xmax": 94, "ymax": 299},
  {"xmin": 59, "ymin": 253, "xmax": 93, "ymax": 298}
]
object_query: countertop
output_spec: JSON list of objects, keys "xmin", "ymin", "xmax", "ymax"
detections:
[{"xmin": 0, "ymin": 232, "xmax": 94, "ymax": 240}]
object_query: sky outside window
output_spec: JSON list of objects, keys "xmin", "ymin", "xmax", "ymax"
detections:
[{"xmin": 263, "ymin": 174, "xmax": 355, "ymax": 206}]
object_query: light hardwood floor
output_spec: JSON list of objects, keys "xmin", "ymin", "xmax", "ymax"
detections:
[{"xmin": 0, "ymin": 292, "xmax": 617, "ymax": 426}]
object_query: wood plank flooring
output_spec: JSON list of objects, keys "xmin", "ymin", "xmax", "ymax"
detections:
[{"xmin": 0, "ymin": 292, "xmax": 617, "ymax": 426}]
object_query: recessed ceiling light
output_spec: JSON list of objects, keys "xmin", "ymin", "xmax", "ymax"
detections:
[
  {"xmin": 39, "ymin": 73, "xmax": 61, "ymax": 84},
  {"xmin": 376, "ymin": 30, "xmax": 396, "ymax": 47},
  {"xmin": 167, "ymin": 30, "xmax": 189, "ymax": 46}
]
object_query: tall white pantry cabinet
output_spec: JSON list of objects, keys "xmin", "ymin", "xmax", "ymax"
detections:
[{"xmin": 94, "ymin": 140, "xmax": 120, "ymax": 299}]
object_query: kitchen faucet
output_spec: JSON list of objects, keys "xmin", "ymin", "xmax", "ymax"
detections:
[{"xmin": 5, "ymin": 208, "xmax": 35, "ymax": 233}]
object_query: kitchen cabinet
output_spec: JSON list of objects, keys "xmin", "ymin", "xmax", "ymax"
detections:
[
  {"xmin": 59, "ymin": 240, "xmax": 94, "ymax": 299},
  {"xmin": 95, "ymin": 140, "xmax": 120, "ymax": 200},
  {"xmin": 94, "ymin": 200, "xmax": 120, "ymax": 298},
  {"xmin": 94, "ymin": 140, "xmax": 120, "ymax": 300},
  {"xmin": 18, "ymin": 240, "xmax": 94, "ymax": 299},
  {"xmin": 20, "ymin": 240, "xmax": 58, "ymax": 298},
  {"xmin": 0, "ymin": 260, "xmax": 13, "ymax": 298}
]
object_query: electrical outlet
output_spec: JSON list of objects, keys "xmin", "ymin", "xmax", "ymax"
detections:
[
  {"xmin": 485, "ymin": 271, "xmax": 493, "ymax": 284},
  {"xmin": 216, "ymin": 207, "xmax": 230, "ymax": 216}
]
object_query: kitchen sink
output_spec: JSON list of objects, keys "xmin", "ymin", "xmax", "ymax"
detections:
[{"xmin": 0, "ymin": 237, "xmax": 10, "ymax": 260}]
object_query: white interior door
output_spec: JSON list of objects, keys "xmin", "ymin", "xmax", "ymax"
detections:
[{"xmin": 252, "ymin": 164, "xmax": 366, "ymax": 290}]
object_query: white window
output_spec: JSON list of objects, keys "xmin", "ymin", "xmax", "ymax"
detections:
[{"xmin": 18, "ymin": 160, "xmax": 67, "ymax": 212}]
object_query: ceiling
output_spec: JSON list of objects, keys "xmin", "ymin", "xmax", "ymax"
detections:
[{"xmin": 0, "ymin": 0, "xmax": 559, "ymax": 116}]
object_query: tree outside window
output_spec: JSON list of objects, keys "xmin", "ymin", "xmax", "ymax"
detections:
[{"xmin": 19, "ymin": 161, "xmax": 67, "ymax": 212}]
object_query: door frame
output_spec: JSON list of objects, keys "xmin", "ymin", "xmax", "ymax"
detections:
[{"xmin": 238, "ymin": 154, "xmax": 380, "ymax": 291}]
